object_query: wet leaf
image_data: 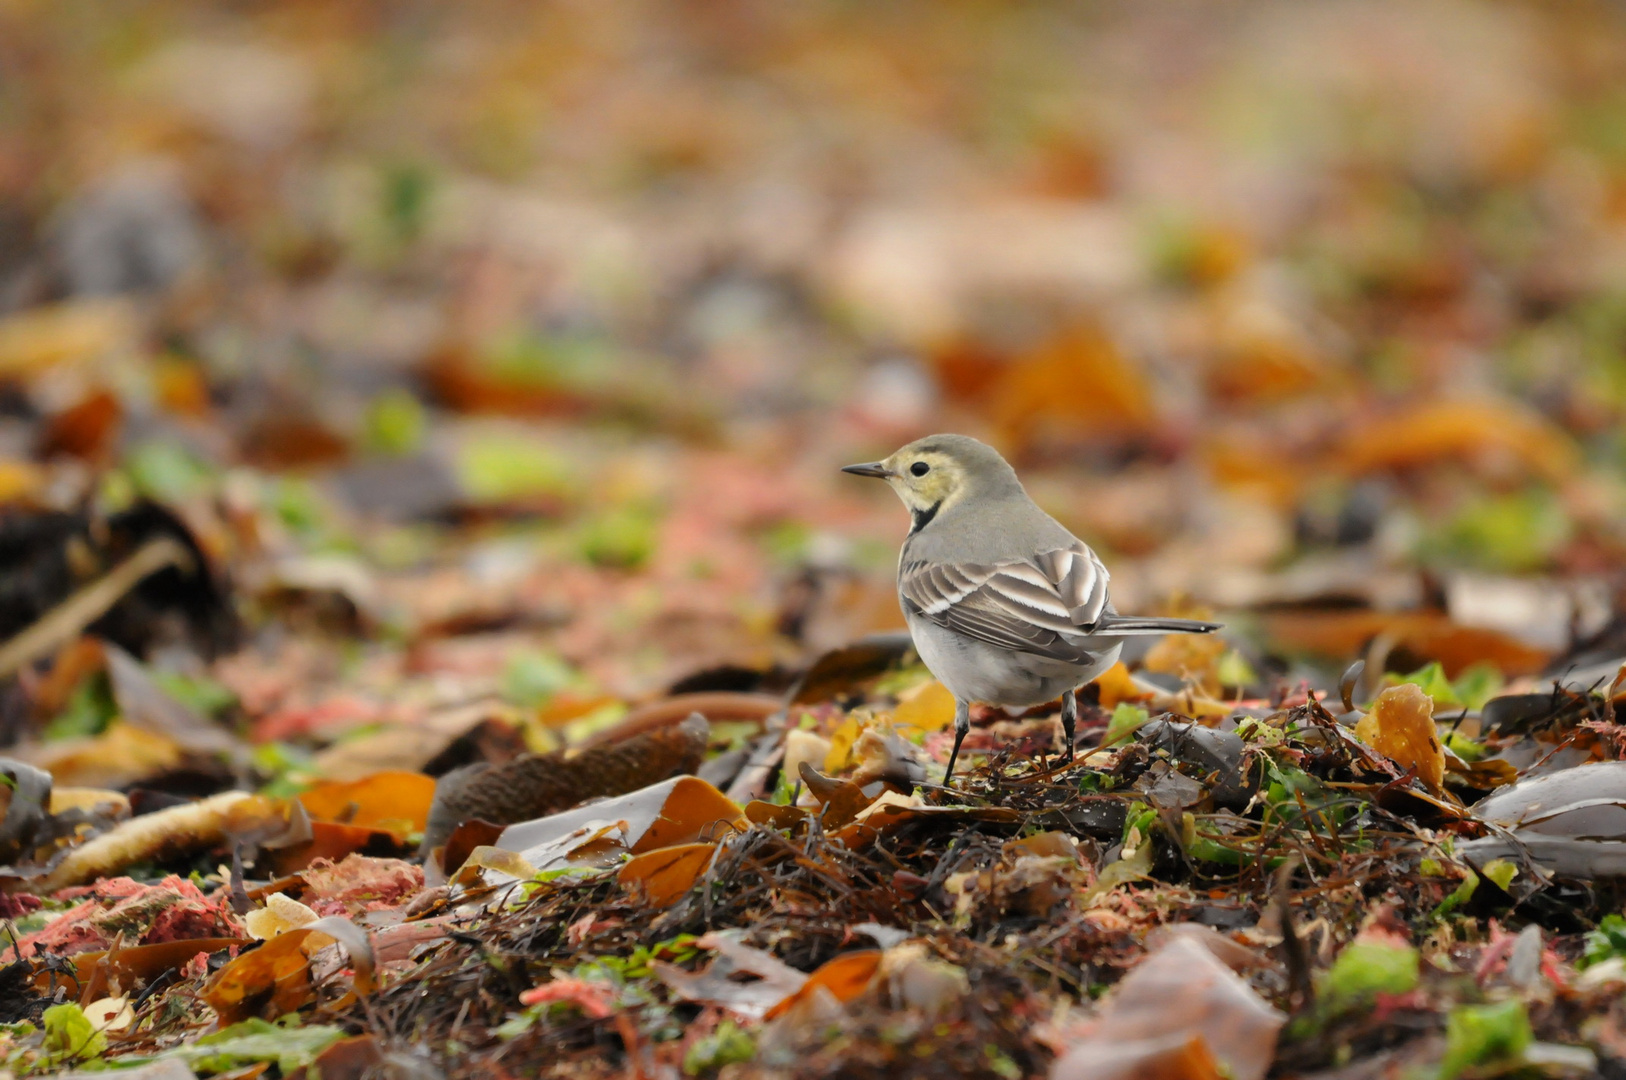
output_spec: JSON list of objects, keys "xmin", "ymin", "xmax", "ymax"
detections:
[{"xmin": 1354, "ymin": 683, "xmax": 1445, "ymax": 790}]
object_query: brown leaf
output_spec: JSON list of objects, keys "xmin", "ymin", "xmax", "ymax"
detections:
[
  {"xmin": 265, "ymin": 822, "xmax": 411, "ymax": 878},
  {"xmin": 795, "ymin": 762, "xmax": 874, "ymax": 829},
  {"xmin": 991, "ymin": 324, "xmax": 1157, "ymax": 453},
  {"xmin": 201, "ymin": 915, "xmax": 373, "ymax": 1024},
  {"xmin": 422, "ymin": 713, "xmax": 709, "ymax": 851},
  {"xmin": 617, "ymin": 842, "xmax": 717, "ymax": 907},
  {"xmin": 1050, "ymin": 936, "xmax": 1281, "ymax": 1080},
  {"xmin": 492, "ymin": 775, "xmax": 744, "ymax": 874},
  {"xmin": 38, "ymin": 388, "xmax": 121, "ymax": 462}
]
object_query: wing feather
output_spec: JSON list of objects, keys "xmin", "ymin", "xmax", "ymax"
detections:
[{"xmin": 899, "ymin": 538, "xmax": 1113, "ymax": 663}]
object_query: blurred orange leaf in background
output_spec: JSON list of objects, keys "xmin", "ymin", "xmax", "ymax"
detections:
[
  {"xmin": 990, "ymin": 324, "xmax": 1157, "ymax": 453},
  {"xmin": 1334, "ymin": 399, "xmax": 1580, "ymax": 481}
]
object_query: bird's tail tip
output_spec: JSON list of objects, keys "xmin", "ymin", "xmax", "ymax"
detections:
[{"xmin": 1096, "ymin": 615, "xmax": 1223, "ymax": 635}]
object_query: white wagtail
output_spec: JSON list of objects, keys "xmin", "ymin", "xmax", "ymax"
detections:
[{"xmin": 843, "ymin": 434, "xmax": 1221, "ymax": 783}]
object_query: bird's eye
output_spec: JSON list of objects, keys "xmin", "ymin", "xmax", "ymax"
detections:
[{"xmin": 910, "ymin": 461, "xmax": 930, "ymax": 477}]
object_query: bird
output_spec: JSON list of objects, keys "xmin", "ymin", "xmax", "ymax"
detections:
[{"xmin": 842, "ymin": 434, "xmax": 1221, "ymax": 784}]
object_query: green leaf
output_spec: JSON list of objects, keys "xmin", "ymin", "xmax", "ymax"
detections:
[
  {"xmin": 152, "ymin": 670, "xmax": 239, "ymax": 719},
  {"xmin": 502, "ymin": 651, "xmax": 581, "ymax": 708},
  {"xmin": 1481, "ymin": 859, "xmax": 1517, "ymax": 892},
  {"xmin": 1438, "ymin": 1000, "xmax": 1532, "ymax": 1080},
  {"xmin": 1582, "ymin": 913, "xmax": 1626, "ymax": 968},
  {"xmin": 455, "ymin": 432, "xmax": 577, "ymax": 504},
  {"xmin": 1319, "ymin": 941, "xmax": 1419, "ymax": 1017},
  {"xmin": 684, "ymin": 1020, "xmax": 755, "ymax": 1075},
  {"xmin": 1432, "ymin": 870, "xmax": 1478, "ymax": 919},
  {"xmin": 1383, "ymin": 661, "xmax": 1458, "ymax": 707},
  {"xmin": 364, "ymin": 387, "xmax": 427, "ymax": 456},
  {"xmin": 578, "ymin": 504, "xmax": 660, "ymax": 570},
  {"xmin": 42, "ymin": 672, "xmax": 117, "ymax": 742},
  {"xmin": 1443, "ymin": 730, "xmax": 1486, "ymax": 762},
  {"xmin": 124, "ymin": 439, "xmax": 216, "ymax": 503},
  {"xmin": 159, "ymin": 1018, "xmax": 345, "ymax": 1073},
  {"xmin": 41, "ymin": 1003, "xmax": 105, "ymax": 1065},
  {"xmin": 1418, "ymin": 487, "xmax": 1571, "ymax": 574},
  {"xmin": 1104, "ymin": 703, "xmax": 1150, "ymax": 746},
  {"xmin": 1216, "ymin": 649, "xmax": 1258, "ymax": 688}
]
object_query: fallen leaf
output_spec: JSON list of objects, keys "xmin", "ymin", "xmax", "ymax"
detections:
[
  {"xmin": 422, "ymin": 714, "xmax": 709, "ymax": 851},
  {"xmin": 617, "ymin": 842, "xmax": 717, "ymax": 906},
  {"xmin": 297, "ymin": 772, "xmax": 435, "ymax": 838},
  {"xmin": 202, "ymin": 915, "xmax": 374, "ymax": 1024},
  {"xmin": 1355, "ymin": 683, "xmax": 1445, "ymax": 791},
  {"xmin": 765, "ymin": 950, "xmax": 881, "ymax": 1020},
  {"xmin": 653, "ymin": 931, "xmax": 807, "ymax": 1020},
  {"xmin": 491, "ymin": 776, "xmax": 744, "ymax": 874},
  {"xmin": 1335, "ymin": 399, "xmax": 1580, "ymax": 482},
  {"xmin": 1050, "ymin": 936, "xmax": 1283, "ymax": 1080}
]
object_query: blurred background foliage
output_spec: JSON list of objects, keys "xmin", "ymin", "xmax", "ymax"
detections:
[{"xmin": 2, "ymin": 0, "xmax": 1626, "ymax": 705}]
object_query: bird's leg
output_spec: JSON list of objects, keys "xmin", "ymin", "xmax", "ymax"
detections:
[
  {"xmin": 1060, "ymin": 688, "xmax": 1078, "ymax": 764},
  {"xmin": 944, "ymin": 698, "xmax": 971, "ymax": 785}
]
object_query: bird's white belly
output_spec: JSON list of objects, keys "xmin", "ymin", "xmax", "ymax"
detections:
[{"xmin": 905, "ymin": 613, "xmax": 1122, "ymax": 707}]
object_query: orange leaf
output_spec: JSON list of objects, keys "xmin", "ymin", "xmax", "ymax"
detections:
[
  {"xmin": 298, "ymin": 772, "xmax": 435, "ymax": 837},
  {"xmin": 1258, "ymin": 611, "xmax": 1548, "ymax": 677},
  {"xmin": 617, "ymin": 842, "xmax": 717, "ymax": 906},
  {"xmin": 1335, "ymin": 399, "xmax": 1579, "ymax": 482},
  {"xmin": 894, "ymin": 681, "xmax": 956, "ymax": 734},
  {"xmin": 1355, "ymin": 683, "xmax": 1445, "ymax": 791},
  {"xmin": 202, "ymin": 916, "xmax": 374, "ymax": 1024},
  {"xmin": 765, "ymin": 950, "xmax": 881, "ymax": 1020},
  {"xmin": 991, "ymin": 323, "xmax": 1156, "ymax": 451},
  {"xmin": 1091, "ymin": 662, "xmax": 1153, "ymax": 709}
]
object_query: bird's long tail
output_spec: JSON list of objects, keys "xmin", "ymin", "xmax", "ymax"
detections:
[{"xmin": 1093, "ymin": 615, "xmax": 1222, "ymax": 636}]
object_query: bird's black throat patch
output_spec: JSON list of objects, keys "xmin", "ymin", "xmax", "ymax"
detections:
[{"xmin": 909, "ymin": 501, "xmax": 941, "ymax": 535}]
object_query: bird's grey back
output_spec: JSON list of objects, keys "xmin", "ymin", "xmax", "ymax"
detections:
[{"xmin": 905, "ymin": 481, "xmax": 1078, "ymax": 565}]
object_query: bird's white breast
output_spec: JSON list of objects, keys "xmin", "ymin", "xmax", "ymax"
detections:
[{"xmin": 905, "ymin": 612, "xmax": 1121, "ymax": 708}]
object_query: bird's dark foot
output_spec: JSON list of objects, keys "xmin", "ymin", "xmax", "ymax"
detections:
[
  {"xmin": 943, "ymin": 698, "xmax": 972, "ymax": 788},
  {"xmin": 1058, "ymin": 688, "xmax": 1078, "ymax": 770}
]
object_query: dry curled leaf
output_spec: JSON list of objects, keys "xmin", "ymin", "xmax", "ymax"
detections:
[
  {"xmin": 202, "ymin": 915, "xmax": 374, "ymax": 1024},
  {"xmin": 1355, "ymin": 683, "xmax": 1445, "ymax": 791},
  {"xmin": 489, "ymin": 775, "xmax": 745, "ymax": 876},
  {"xmin": 19, "ymin": 792, "xmax": 292, "ymax": 894}
]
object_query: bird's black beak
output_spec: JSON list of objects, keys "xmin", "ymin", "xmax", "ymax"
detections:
[{"xmin": 841, "ymin": 462, "xmax": 892, "ymax": 479}]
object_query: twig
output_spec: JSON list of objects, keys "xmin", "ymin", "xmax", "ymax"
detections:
[{"xmin": 0, "ymin": 535, "xmax": 193, "ymax": 681}]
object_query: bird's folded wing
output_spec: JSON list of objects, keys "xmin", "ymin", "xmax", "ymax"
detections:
[{"xmin": 899, "ymin": 541, "xmax": 1111, "ymax": 662}]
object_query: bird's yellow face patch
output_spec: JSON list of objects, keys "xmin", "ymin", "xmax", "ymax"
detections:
[{"xmin": 882, "ymin": 449, "xmax": 966, "ymax": 516}]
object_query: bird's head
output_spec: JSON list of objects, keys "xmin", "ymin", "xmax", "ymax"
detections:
[{"xmin": 841, "ymin": 434, "xmax": 1022, "ymax": 527}]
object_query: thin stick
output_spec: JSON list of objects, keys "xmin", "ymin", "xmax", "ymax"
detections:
[{"xmin": 0, "ymin": 535, "xmax": 193, "ymax": 681}]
